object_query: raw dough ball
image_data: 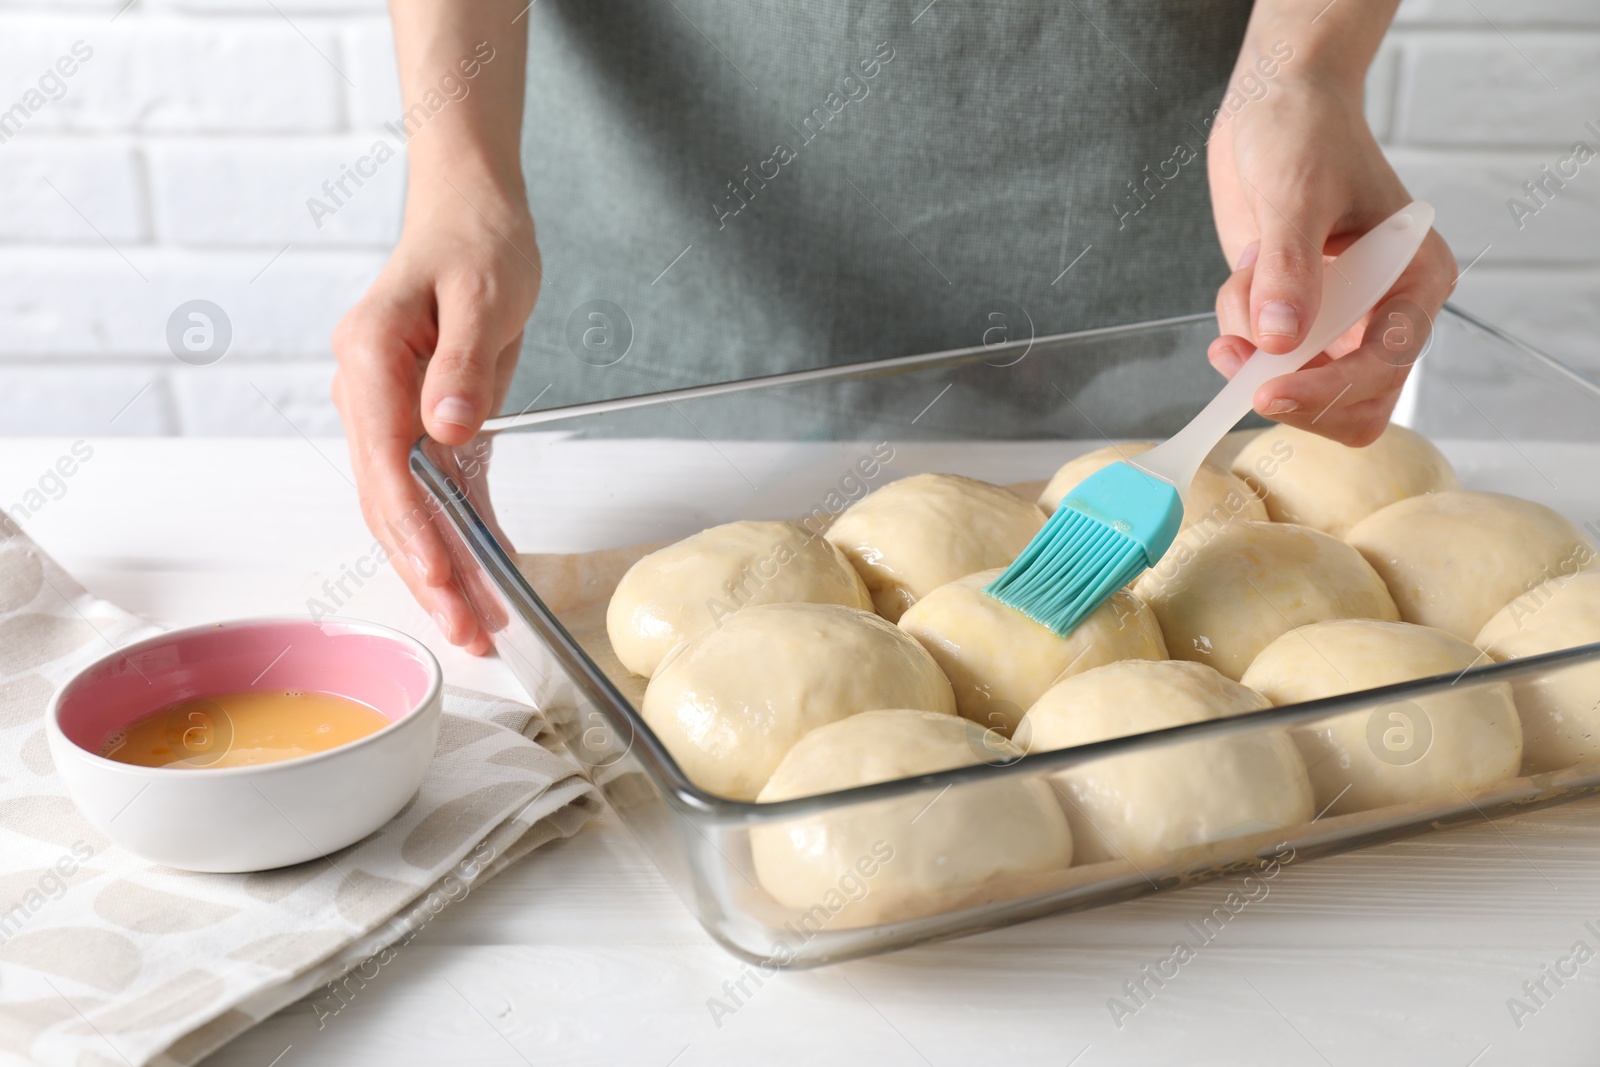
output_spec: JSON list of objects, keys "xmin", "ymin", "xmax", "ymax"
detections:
[
  {"xmin": 1021, "ymin": 660, "xmax": 1312, "ymax": 864},
  {"xmin": 1477, "ymin": 572, "xmax": 1600, "ymax": 774},
  {"xmin": 752, "ymin": 709, "xmax": 1073, "ymax": 921},
  {"xmin": 606, "ymin": 520, "xmax": 872, "ymax": 677},
  {"xmin": 824, "ymin": 473, "xmax": 1045, "ymax": 622},
  {"xmin": 1242, "ymin": 620, "xmax": 1522, "ymax": 816},
  {"xmin": 1038, "ymin": 442, "xmax": 1267, "ymax": 530},
  {"xmin": 641, "ymin": 603, "xmax": 956, "ymax": 800},
  {"xmin": 1133, "ymin": 520, "xmax": 1399, "ymax": 681},
  {"xmin": 899, "ymin": 568, "xmax": 1166, "ymax": 736},
  {"xmin": 1231, "ymin": 423, "xmax": 1460, "ymax": 538},
  {"xmin": 1347, "ymin": 491, "xmax": 1596, "ymax": 641}
]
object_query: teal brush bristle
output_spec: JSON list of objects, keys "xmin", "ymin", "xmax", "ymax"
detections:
[
  {"xmin": 985, "ymin": 509, "xmax": 1148, "ymax": 636},
  {"xmin": 986, "ymin": 461, "xmax": 1183, "ymax": 636}
]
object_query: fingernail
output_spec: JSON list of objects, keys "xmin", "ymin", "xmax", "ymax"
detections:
[
  {"xmin": 431, "ymin": 611, "xmax": 452, "ymax": 639},
  {"xmin": 1265, "ymin": 398, "xmax": 1301, "ymax": 416},
  {"xmin": 1236, "ymin": 241, "xmax": 1259, "ymax": 270},
  {"xmin": 432, "ymin": 396, "xmax": 474, "ymax": 428},
  {"xmin": 1258, "ymin": 301, "xmax": 1299, "ymax": 338},
  {"xmin": 407, "ymin": 552, "xmax": 428, "ymax": 580}
]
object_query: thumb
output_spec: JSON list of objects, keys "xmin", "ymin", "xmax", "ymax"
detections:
[
  {"xmin": 1249, "ymin": 208, "xmax": 1332, "ymax": 355},
  {"xmin": 420, "ymin": 276, "xmax": 523, "ymax": 445}
]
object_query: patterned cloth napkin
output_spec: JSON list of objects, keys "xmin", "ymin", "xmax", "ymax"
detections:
[{"xmin": 0, "ymin": 518, "xmax": 600, "ymax": 1067}]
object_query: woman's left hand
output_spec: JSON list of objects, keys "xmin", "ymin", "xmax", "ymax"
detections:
[{"xmin": 1207, "ymin": 51, "xmax": 1456, "ymax": 446}]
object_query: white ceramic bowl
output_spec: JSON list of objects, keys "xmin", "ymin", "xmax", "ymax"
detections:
[{"xmin": 47, "ymin": 616, "xmax": 442, "ymax": 872}]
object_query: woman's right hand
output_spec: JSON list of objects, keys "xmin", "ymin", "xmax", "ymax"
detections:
[{"xmin": 331, "ymin": 181, "xmax": 541, "ymax": 655}]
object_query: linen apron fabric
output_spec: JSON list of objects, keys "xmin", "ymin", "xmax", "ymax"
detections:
[
  {"xmin": 504, "ymin": 0, "xmax": 1252, "ymax": 432},
  {"xmin": 0, "ymin": 522, "xmax": 599, "ymax": 1067}
]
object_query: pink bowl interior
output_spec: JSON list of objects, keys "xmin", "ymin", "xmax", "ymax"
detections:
[{"xmin": 55, "ymin": 619, "xmax": 436, "ymax": 757}]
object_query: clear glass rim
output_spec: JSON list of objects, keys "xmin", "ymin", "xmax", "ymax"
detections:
[
  {"xmin": 478, "ymin": 309, "xmax": 1219, "ymax": 433},
  {"xmin": 413, "ymin": 304, "xmax": 1600, "ymax": 824}
]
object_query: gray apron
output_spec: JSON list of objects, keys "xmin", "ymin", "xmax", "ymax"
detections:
[{"xmin": 505, "ymin": 0, "xmax": 1252, "ymax": 434}]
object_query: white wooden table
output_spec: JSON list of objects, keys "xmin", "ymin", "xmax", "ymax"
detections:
[{"xmin": 7, "ymin": 437, "xmax": 1600, "ymax": 1067}]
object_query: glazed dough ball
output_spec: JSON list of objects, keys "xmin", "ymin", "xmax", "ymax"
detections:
[
  {"xmin": 1021, "ymin": 660, "xmax": 1312, "ymax": 864},
  {"xmin": 824, "ymin": 473, "xmax": 1045, "ymax": 622},
  {"xmin": 641, "ymin": 603, "xmax": 956, "ymax": 800},
  {"xmin": 899, "ymin": 568, "xmax": 1166, "ymax": 736},
  {"xmin": 1038, "ymin": 442, "xmax": 1267, "ymax": 530},
  {"xmin": 1133, "ymin": 520, "xmax": 1399, "ymax": 681},
  {"xmin": 1242, "ymin": 620, "xmax": 1521, "ymax": 816},
  {"xmin": 1231, "ymin": 423, "xmax": 1460, "ymax": 538},
  {"xmin": 752, "ymin": 709, "xmax": 1073, "ymax": 921},
  {"xmin": 606, "ymin": 520, "xmax": 872, "ymax": 677},
  {"xmin": 1477, "ymin": 572, "xmax": 1600, "ymax": 774},
  {"xmin": 1347, "ymin": 491, "xmax": 1596, "ymax": 641}
]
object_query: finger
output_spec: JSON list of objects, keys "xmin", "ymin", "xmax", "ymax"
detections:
[
  {"xmin": 1253, "ymin": 342, "xmax": 1412, "ymax": 442},
  {"xmin": 491, "ymin": 332, "xmax": 523, "ymax": 415},
  {"xmin": 1255, "ymin": 229, "xmax": 1455, "ymax": 443},
  {"xmin": 1207, "ymin": 334, "xmax": 1252, "ymax": 379},
  {"xmin": 347, "ymin": 424, "xmax": 489, "ymax": 650},
  {"xmin": 1209, "ymin": 243, "xmax": 1259, "ymax": 378},
  {"xmin": 368, "ymin": 453, "xmax": 497, "ymax": 653},
  {"xmin": 1220, "ymin": 240, "xmax": 1257, "ymax": 333},
  {"xmin": 426, "ymin": 334, "xmax": 523, "ymax": 653},
  {"xmin": 1250, "ymin": 204, "xmax": 1336, "ymax": 355},
  {"xmin": 1290, "ymin": 392, "xmax": 1402, "ymax": 447},
  {"xmin": 390, "ymin": 326, "xmax": 521, "ymax": 652},
  {"xmin": 1211, "ymin": 332, "xmax": 1339, "ymax": 380},
  {"xmin": 421, "ymin": 274, "xmax": 526, "ymax": 445},
  {"xmin": 383, "ymin": 529, "xmax": 482, "ymax": 647},
  {"xmin": 463, "ymin": 627, "xmax": 494, "ymax": 657},
  {"xmin": 430, "ymin": 584, "xmax": 490, "ymax": 653},
  {"xmin": 359, "ymin": 467, "xmax": 486, "ymax": 650},
  {"xmin": 332, "ymin": 272, "xmax": 521, "ymax": 654},
  {"xmin": 1251, "ymin": 294, "xmax": 1432, "ymax": 445},
  {"xmin": 332, "ymin": 303, "xmax": 456, "ymax": 593}
]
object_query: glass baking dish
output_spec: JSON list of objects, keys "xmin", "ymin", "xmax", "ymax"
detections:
[{"xmin": 411, "ymin": 306, "xmax": 1600, "ymax": 967}]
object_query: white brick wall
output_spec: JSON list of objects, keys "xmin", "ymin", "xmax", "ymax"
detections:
[
  {"xmin": 0, "ymin": 0, "xmax": 394, "ymax": 436},
  {"xmin": 0, "ymin": 0, "xmax": 1594, "ymax": 437},
  {"xmin": 1390, "ymin": 0, "xmax": 1600, "ymax": 370}
]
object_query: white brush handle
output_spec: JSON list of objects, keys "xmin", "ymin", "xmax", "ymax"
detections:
[{"xmin": 1135, "ymin": 200, "xmax": 1436, "ymax": 497}]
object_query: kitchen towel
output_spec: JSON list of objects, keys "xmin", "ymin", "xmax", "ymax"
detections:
[{"xmin": 0, "ymin": 518, "xmax": 600, "ymax": 1067}]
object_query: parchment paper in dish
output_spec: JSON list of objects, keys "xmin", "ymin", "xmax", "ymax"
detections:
[{"xmin": 512, "ymin": 539, "xmax": 668, "ymax": 711}]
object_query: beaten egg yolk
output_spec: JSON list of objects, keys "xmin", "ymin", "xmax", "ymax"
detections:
[{"xmin": 101, "ymin": 689, "xmax": 390, "ymax": 769}]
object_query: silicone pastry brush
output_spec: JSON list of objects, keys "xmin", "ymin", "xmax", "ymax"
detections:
[{"xmin": 986, "ymin": 200, "xmax": 1436, "ymax": 636}]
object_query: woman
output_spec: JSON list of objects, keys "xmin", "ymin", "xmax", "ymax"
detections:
[{"xmin": 332, "ymin": 0, "xmax": 1455, "ymax": 654}]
